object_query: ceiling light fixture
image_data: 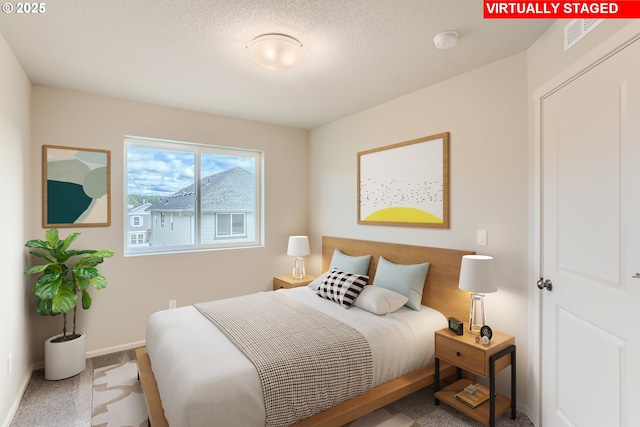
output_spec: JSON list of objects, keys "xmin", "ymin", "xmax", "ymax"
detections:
[
  {"xmin": 246, "ymin": 33, "xmax": 306, "ymax": 71},
  {"xmin": 433, "ymin": 31, "xmax": 459, "ymax": 50}
]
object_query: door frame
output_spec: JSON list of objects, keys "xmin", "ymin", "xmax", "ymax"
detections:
[{"xmin": 530, "ymin": 21, "xmax": 640, "ymax": 426}]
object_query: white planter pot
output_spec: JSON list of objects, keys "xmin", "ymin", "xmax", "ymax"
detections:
[{"xmin": 44, "ymin": 332, "xmax": 86, "ymax": 380}]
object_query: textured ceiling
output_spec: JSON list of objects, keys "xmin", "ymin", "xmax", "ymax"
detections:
[{"xmin": 0, "ymin": 0, "xmax": 552, "ymax": 129}]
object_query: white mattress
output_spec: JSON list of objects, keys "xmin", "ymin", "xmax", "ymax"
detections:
[{"xmin": 145, "ymin": 286, "xmax": 447, "ymax": 427}]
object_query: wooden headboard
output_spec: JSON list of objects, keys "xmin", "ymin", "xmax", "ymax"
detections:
[{"xmin": 322, "ymin": 236, "xmax": 474, "ymax": 323}]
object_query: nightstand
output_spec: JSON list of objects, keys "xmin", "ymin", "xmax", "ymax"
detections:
[
  {"xmin": 434, "ymin": 328, "xmax": 516, "ymax": 427},
  {"xmin": 273, "ymin": 275, "xmax": 317, "ymax": 290}
]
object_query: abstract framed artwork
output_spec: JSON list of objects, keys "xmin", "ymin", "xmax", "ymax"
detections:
[
  {"xmin": 42, "ymin": 145, "xmax": 111, "ymax": 227},
  {"xmin": 357, "ymin": 132, "xmax": 449, "ymax": 228}
]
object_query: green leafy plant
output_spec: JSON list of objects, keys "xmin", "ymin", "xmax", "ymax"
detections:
[{"xmin": 24, "ymin": 229, "xmax": 114, "ymax": 342}]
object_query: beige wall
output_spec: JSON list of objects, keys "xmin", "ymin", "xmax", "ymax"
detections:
[
  {"xmin": 308, "ymin": 53, "xmax": 530, "ymax": 409},
  {"xmin": 0, "ymin": 34, "xmax": 32, "ymax": 427},
  {"xmin": 527, "ymin": 19, "xmax": 633, "ymax": 93},
  {"xmin": 306, "ymin": 22, "xmax": 640, "ymax": 422},
  {"xmin": 28, "ymin": 86, "xmax": 309, "ymax": 364}
]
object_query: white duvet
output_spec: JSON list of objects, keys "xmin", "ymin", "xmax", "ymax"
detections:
[{"xmin": 145, "ymin": 286, "xmax": 447, "ymax": 427}]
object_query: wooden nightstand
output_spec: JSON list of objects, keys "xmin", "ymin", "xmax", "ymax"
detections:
[
  {"xmin": 434, "ymin": 328, "xmax": 516, "ymax": 427},
  {"xmin": 273, "ymin": 275, "xmax": 317, "ymax": 290}
]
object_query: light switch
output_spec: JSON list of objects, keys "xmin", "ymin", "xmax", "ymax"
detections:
[{"xmin": 477, "ymin": 229, "xmax": 487, "ymax": 246}]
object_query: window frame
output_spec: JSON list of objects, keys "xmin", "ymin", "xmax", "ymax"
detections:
[{"xmin": 124, "ymin": 136, "xmax": 263, "ymax": 256}]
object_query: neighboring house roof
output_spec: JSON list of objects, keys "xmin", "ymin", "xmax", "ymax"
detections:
[
  {"xmin": 128, "ymin": 202, "xmax": 152, "ymax": 214},
  {"xmin": 147, "ymin": 166, "xmax": 254, "ymax": 213}
]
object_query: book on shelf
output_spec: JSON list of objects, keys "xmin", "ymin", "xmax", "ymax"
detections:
[{"xmin": 455, "ymin": 383, "xmax": 490, "ymax": 409}]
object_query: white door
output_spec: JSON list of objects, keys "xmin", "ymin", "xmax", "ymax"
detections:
[{"xmin": 540, "ymin": 37, "xmax": 640, "ymax": 426}]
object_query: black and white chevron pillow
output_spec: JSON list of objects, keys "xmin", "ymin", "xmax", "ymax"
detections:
[{"xmin": 316, "ymin": 268, "xmax": 368, "ymax": 308}]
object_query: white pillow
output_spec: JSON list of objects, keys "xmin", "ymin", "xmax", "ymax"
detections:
[
  {"xmin": 308, "ymin": 272, "xmax": 329, "ymax": 291},
  {"xmin": 354, "ymin": 285, "xmax": 409, "ymax": 315}
]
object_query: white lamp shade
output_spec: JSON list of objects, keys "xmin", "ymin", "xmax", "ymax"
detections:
[
  {"xmin": 287, "ymin": 236, "xmax": 310, "ymax": 256},
  {"xmin": 458, "ymin": 255, "xmax": 497, "ymax": 294}
]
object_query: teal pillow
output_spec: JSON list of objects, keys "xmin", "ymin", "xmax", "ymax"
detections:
[
  {"xmin": 372, "ymin": 256, "xmax": 430, "ymax": 311},
  {"xmin": 329, "ymin": 249, "xmax": 372, "ymax": 276}
]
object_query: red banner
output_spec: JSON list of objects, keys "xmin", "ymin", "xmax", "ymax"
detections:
[{"xmin": 484, "ymin": 1, "xmax": 640, "ymax": 18}]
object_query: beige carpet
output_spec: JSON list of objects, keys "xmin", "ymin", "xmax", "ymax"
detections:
[
  {"xmin": 90, "ymin": 361, "xmax": 420, "ymax": 427},
  {"xmin": 91, "ymin": 361, "xmax": 148, "ymax": 427},
  {"xmin": 90, "ymin": 361, "xmax": 532, "ymax": 426}
]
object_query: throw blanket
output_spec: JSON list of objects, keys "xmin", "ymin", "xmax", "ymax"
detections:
[{"xmin": 194, "ymin": 292, "xmax": 373, "ymax": 427}]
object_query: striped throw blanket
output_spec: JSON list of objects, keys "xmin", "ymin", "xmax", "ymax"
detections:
[{"xmin": 194, "ymin": 292, "xmax": 373, "ymax": 427}]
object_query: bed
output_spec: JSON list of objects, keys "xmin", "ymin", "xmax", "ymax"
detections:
[{"xmin": 136, "ymin": 236, "xmax": 475, "ymax": 427}]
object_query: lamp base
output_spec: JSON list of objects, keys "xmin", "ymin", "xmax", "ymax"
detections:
[
  {"xmin": 292, "ymin": 257, "xmax": 306, "ymax": 280},
  {"xmin": 468, "ymin": 293, "xmax": 486, "ymax": 333}
]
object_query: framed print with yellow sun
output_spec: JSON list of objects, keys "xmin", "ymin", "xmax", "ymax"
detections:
[{"xmin": 357, "ymin": 132, "xmax": 449, "ymax": 228}]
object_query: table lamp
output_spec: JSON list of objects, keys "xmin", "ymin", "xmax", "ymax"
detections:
[
  {"xmin": 287, "ymin": 236, "xmax": 310, "ymax": 280},
  {"xmin": 458, "ymin": 255, "xmax": 497, "ymax": 333}
]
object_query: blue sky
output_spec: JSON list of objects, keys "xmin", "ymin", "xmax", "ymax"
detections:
[{"xmin": 127, "ymin": 146, "xmax": 255, "ymax": 196}]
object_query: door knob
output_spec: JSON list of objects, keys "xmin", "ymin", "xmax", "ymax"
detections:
[
  {"xmin": 633, "ymin": 273, "xmax": 640, "ymax": 279},
  {"xmin": 537, "ymin": 277, "xmax": 553, "ymax": 291}
]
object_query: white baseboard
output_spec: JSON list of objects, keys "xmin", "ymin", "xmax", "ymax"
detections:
[
  {"xmin": 30, "ymin": 339, "xmax": 147, "ymax": 371},
  {"xmin": 2, "ymin": 340, "xmax": 146, "ymax": 427},
  {"xmin": 86, "ymin": 340, "xmax": 146, "ymax": 358},
  {"xmin": 1, "ymin": 369, "xmax": 33, "ymax": 427}
]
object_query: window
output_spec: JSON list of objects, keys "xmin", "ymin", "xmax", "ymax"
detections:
[
  {"xmin": 125, "ymin": 136, "xmax": 263, "ymax": 256},
  {"xmin": 129, "ymin": 233, "xmax": 147, "ymax": 246},
  {"xmin": 216, "ymin": 213, "xmax": 247, "ymax": 237}
]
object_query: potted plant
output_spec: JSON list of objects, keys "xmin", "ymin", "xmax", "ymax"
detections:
[{"xmin": 24, "ymin": 228, "xmax": 114, "ymax": 380}]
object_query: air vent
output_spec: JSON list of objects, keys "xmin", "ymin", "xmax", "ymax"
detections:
[{"xmin": 564, "ymin": 19, "xmax": 604, "ymax": 51}]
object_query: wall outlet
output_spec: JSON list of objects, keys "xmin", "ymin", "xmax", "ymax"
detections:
[
  {"xmin": 169, "ymin": 300, "xmax": 176, "ymax": 309},
  {"xmin": 7, "ymin": 353, "xmax": 12, "ymax": 376}
]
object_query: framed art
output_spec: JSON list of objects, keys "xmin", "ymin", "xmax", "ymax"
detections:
[
  {"xmin": 42, "ymin": 145, "xmax": 111, "ymax": 227},
  {"xmin": 357, "ymin": 132, "xmax": 449, "ymax": 228}
]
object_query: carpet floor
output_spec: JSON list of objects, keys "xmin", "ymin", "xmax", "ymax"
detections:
[
  {"xmin": 12, "ymin": 349, "xmax": 535, "ymax": 427},
  {"xmin": 88, "ymin": 360, "xmax": 534, "ymax": 427}
]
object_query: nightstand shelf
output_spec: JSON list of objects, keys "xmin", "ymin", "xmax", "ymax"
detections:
[
  {"xmin": 273, "ymin": 275, "xmax": 316, "ymax": 290},
  {"xmin": 435, "ymin": 378, "xmax": 511, "ymax": 425},
  {"xmin": 434, "ymin": 328, "xmax": 516, "ymax": 427}
]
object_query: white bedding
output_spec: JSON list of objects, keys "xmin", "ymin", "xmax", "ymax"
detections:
[{"xmin": 145, "ymin": 286, "xmax": 447, "ymax": 427}]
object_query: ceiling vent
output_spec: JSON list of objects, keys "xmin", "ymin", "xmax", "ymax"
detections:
[{"xmin": 564, "ymin": 19, "xmax": 604, "ymax": 51}]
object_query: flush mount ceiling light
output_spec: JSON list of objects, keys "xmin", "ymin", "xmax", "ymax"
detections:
[
  {"xmin": 433, "ymin": 31, "xmax": 459, "ymax": 50},
  {"xmin": 246, "ymin": 33, "xmax": 306, "ymax": 71}
]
